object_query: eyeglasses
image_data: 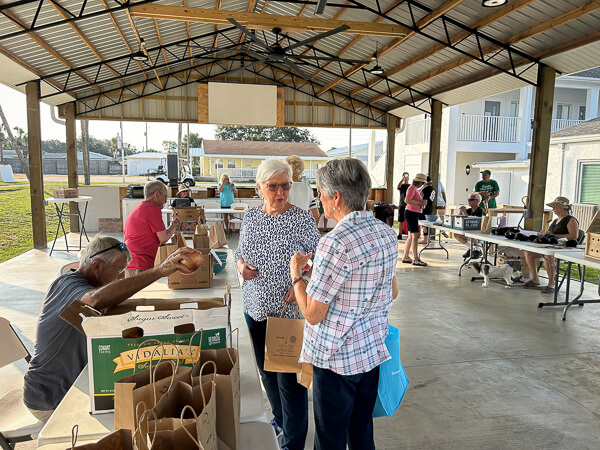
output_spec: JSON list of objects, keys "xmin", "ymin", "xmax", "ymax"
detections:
[
  {"xmin": 89, "ymin": 242, "xmax": 127, "ymax": 259},
  {"xmin": 468, "ymin": 198, "xmax": 478, "ymax": 202},
  {"xmin": 264, "ymin": 182, "xmax": 292, "ymax": 192}
]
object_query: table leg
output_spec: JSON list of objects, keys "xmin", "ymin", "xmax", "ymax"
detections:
[
  {"xmin": 49, "ymin": 203, "xmax": 63, "ymax": 256},
  {"xmin": 562, "ymin": 265, "xmax": 587, "ymax": 321},
  {"xmin": 418, "ymin": 229, "xmax": 448, "ymax": 258},
  {"xmin": 458, "ymin": 237, "xmax": 474, "ymax": 277},
  {"xmin": 78, "ymin": 201, "xmax": 90, "ymax": 250},
  {"xmin": 58, "ymin": 203, "xmax": 70, "ymax": 253}
]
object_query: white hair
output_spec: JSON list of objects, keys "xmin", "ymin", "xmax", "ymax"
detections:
[
  {"xmin": 469, "ymin": 192, "xmax": 482, "ymax": 202},
  {"xmin": 79, "ymin": 235, "xmax": 131, "ymax": 269},
  {"xmin": 256, "ymin": 159, "xmax": 292, "ymax": 185},
  {"xmin": 144, "ymin": 180, "xmax": 166, "ymax": 198}
]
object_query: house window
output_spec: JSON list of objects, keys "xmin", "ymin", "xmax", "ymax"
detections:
[
  {"xmin": 509, "ymin": 101, "xmax": 519, "ymax": 117},
  {"xmin": 579, "ymin": 105, "xmax": 586, "ymax": 121},
  {"xmin": 227, "ymin": 159, "xmax": 236, "ymax": 169},
  {"xmin": 580, "ymin": 163, "xmax": 600, "ymax": 204},
  {"xmin": 555, "ymin": 104, "xmax": 571, "ymax": 120},
  {"xmin": 244, "ymin": 159, "xmax": 252, "ymax": 167},
  {"xmin": 214, "ymin": 158, "xmax": 223, "ymax": 170}
]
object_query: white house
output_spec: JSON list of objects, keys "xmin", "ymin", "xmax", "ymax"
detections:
[
  {"xmin": 126, "ymin": 152, "xmax": 168, "ymax": 176},
  {"xmin": 393, "ymin": 68, "xmax": 600, "ymax": 207}
]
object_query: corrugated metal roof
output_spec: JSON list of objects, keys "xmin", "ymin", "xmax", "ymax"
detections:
[{"xmin": 0, "ymin": 0, "xmax": 599, "ymax": 122}]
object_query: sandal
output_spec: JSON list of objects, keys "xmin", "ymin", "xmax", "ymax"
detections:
[
  {"xmin": 541, "ymin": 286, "xmax": 555, "ymax": 294},
  {"xmin": 412, "ymin": 259, "xmax": 428, "ymax": 267},
  {"xmin": 522, "ymin": 280, "xmax": 540, "ymax": 288},
  {"xmin": 401, "ymin": 257, "xmax": 412, "ymax": 264}
]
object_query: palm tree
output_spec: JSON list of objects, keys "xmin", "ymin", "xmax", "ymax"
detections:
[
  {"xmin": 13, "ymin": 126, "xmax": 28, "ymax": 159},
  {"xmin": 0, "ymin": 104, "xmax": 29, "ymax": 179}
]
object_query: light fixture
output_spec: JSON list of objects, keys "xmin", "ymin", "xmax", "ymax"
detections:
[
  {"xmin": 369, "ymin": 41, "xmax": 384, "ymax": 76},
  {"xmin": 466, "ymin": 164, "xmax": 471, "ymax": 175},
  {"xmin": 482, "ymin": 0, "xmax": 507, "ymax": 7},
  {"xmin": 132, "ymin": 38, "xmax": 148, "ymax": 62}
]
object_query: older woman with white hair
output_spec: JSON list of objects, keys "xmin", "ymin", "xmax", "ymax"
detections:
[
  {"xmin": 234, "ymin": 159, "xmax": 320, "ymax": 450},
  {"xmin": 289, "ymin": 158, "xmax": 398, "ymax": 450},
  {"xmin": 285, "ymin": 154, "xmax": 319, "ymax": 222}
]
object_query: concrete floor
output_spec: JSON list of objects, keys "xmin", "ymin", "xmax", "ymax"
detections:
[{"xmin": 2, "ymin": 233, "xmax": 600, "ymax": 449}]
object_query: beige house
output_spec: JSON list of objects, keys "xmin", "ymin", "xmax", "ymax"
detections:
[{"xmin": 189, "ymin": 140, "xmax": 328, "ymax": 181}]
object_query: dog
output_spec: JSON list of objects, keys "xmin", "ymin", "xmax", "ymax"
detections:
[{"xmin": 469, "ymin": 262, "xmax": 522, "ymax": 288}]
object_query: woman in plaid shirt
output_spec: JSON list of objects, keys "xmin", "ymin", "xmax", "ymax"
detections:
[{"xmin": 290, "ymin": 158, "xmax": 399, "ymax": 450}]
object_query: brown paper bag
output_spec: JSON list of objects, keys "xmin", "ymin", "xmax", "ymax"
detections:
[
  {"xmin": 71, "ymin": 426, "xmax": 134, "ymax": 449},
  {"xmin": 150, "ymin": 365, "xmax": 218, "ymax": 450},
  {"xmin": 209, "ymin": 224, "xmax": 227, "ymax": 248},
  {"xmin": 297, "ymin": 363, "xmax": 313, "ymax": 390},
  {"xmin": 133, "ymin": 404, "xmax": 201, "ymax": 450},
  {"xmin": 481, "ymin": 216, "xmax": 492, "ymax": 234},
  {"xmin": 196, "ymin": 223, "xmax": 209, "ymax": 236},
  {"xmin": 264, "ymin": 304, "xmax": 305, "ymax": 374},
  {"xmin": 190, "ymin": 330, "xmax": 240, "ymax": 450},
  {"xmin": 114, "ymin": 340, "xmax": 191, "ymax": 431}
]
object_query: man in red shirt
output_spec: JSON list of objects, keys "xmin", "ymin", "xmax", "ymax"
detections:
[{"xmin": 124, "ymin": 180, "xmax": 180, "ymax": 276}]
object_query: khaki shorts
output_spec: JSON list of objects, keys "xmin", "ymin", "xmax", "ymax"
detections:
[
  {"xmin": 125, "ymin": 269, "xmax": 145, "ymax": 278},
  {"xmin": 28, "ymin": 408, "xmax": 53, "ymax": 422}
]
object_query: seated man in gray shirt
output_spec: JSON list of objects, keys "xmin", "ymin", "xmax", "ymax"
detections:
[{"xmin": 23, "ymin": 235, "xmax": 196, "ymax": 421}]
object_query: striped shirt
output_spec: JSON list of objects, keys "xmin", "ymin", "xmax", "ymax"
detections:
[{"xmin": 301, "ymin": 210, "xmax": 398, "ymax": 375}]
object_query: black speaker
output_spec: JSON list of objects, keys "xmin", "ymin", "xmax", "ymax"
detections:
[{"xmin": 167, "ymin": 154, "xmax": 178, "ymax": 180}]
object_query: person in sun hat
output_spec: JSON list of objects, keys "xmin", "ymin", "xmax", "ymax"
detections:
[
  {"xmin": 170, "ymin": 184, "xmax": 196, "ymax": 207},
  {"xmin": 474, "ymin": 169, "xmax": 500, "ymax": 209},
  {"xmin": 402, "ymin": 172, "xmax": 428, "ymax": 266},
  {"xmin": 521, "ymin": 196, "xmax": 580, "ymax": 294}
]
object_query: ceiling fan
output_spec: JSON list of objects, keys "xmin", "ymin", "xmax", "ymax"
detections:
[{"xmin": 182, "ymin": 19, "xmax": 370, "ymax": 79}]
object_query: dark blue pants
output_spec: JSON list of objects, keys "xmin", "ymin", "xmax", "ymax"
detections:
[
  {"xmin": 313, "ymin": 365, "xmax": 380, "ymax": 450},
  {"xmin": 244, "ymin": 313, "xmax": 308, "ymax": 450}
]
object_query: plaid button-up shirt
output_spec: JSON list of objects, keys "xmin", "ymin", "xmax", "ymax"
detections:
[{"xmin": 301, "ymin": 210, "xmax": 398, "ymax": 375}]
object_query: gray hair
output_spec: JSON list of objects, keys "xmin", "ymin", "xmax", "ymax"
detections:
[
  {"xmin": 256, "ymin": 159, "xmax": 292, "ymax": 185},
  {"xmin": 469, "ymin": 192, "xmax": 482, "ymax": 202},
  {"xmin": 80, "ymin": 235, "xmax": 131, "ymax": 269},
  {"xmin": 316, "ymin": 158, "xmax": 371, "ymax": 212},
  {"xmin": 144, "ymin": 180, "xmax": 166, "ymax": 199}
]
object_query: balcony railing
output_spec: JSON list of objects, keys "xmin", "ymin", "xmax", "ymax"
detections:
[
  {"xmin": 551, "ymin": 119, "xmax": 583, "ymax": 133},
  {"xmin": 405, "ymin": 117, "xmax": 431, "ymax": 145},
  {"xmin": 217, "ymin": 167, "xmax": 318, "ymax": 181},
  {"xmin": 457, "ymin": 115, "xmax": 521, "ymax": 142}
]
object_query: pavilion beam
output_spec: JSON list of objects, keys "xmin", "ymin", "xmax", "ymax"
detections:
[
  {"xmin": 385, "ymin": 114, "xmax": 399, "ymax": 204},
  {"xmin": 525, "ymin": 65, "xmax": 555, "ymax": 232},
  {"xmin": 26, "ymin": 81, "xmax": 47, "ymax": 248},
  {"xmin": 428, "ymin": 100, "xmax": 442, "ymax": 211},
  {"xmin": 65, "ymin": 103, "xmax": 80, "ymax": 232},
  {"xmin": 130, "ymin": 5, "xmax": 408, "ymax": 36}
]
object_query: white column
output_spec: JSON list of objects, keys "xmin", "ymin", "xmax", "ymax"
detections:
[
  {"xmin": 519, "ymin": 86, "xmax": 535, "ymax": 159},
  {"xmin": 368, "ymin": 129, "xmax": 376, "ymax": 169},
  {"xmin": 446, "ymin": 106, "xmax": 459, "ymax": 205},
  {"xmin": 586, "ymin": 88, "xmax": 600, "ymax": 119}
]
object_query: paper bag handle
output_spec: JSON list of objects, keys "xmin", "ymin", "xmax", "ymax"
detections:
[
  {"xmin": 180, "ymin": 405, "xmax": 204, "ymax": 450},
  {"xmin": 134, "ymin": 408, "xmax": 157, "ymax": 450},
  {"xmin": 70, "ymin": 424, "xmax": 78, "ymax": 449},
  {"xmin": 226, "ymin": 328, "xmax": 239, "ymax": 365},
  {"xmin": 279, "ymin": 302, "xmax": 299, "ymax": 319},
  {"xmin": 188, "ymin": 329, "xmax": 204, "ymax": 365},
  {"xmin": 133, "ymin": 339, "xmax": 165, "ymax": 376},
  {"xmin": 192, "ymin": 360, "xmax": 217, "ymax": 393}
]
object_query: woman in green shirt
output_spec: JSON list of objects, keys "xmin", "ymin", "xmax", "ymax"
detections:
[{"xmin": 521, "ymin": 197, "xmax": 580, "ymax": 294}]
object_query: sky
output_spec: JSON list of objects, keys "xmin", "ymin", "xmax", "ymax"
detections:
[{"xmin": 0, "ymin": 84, "xmax": 385, "ymax": 152}]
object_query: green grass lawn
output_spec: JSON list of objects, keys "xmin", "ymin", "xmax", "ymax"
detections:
[{"xmin": 0, "ymin": 181, "xmax": 85, "ymax": 263}]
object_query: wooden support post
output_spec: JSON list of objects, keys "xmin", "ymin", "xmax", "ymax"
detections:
[
  {"xmin": 385, "ymin": 114, "xmax": 399, "ymax": 204},
  {"xmin": 525, "ymin": 65, "xmax": 555, "ymax": 231},
  {"xmin": 65, "ymin": 103, "xmax": 80, "ymax": 232},
  {"xmin": 26, "ymin": 81, "xmax": 47, "ymax": 249},
  {"xmin": 428, "ymin": 100, "xmax": 443, "ymax": 211}
]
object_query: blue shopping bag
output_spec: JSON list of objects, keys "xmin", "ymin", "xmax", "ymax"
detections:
[{"xmin": 372, "ymin": 325, "xmax": 409, "ymax": 418}]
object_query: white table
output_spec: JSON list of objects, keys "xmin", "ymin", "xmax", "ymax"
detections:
[
  {"xmin": 45, "ymin": 196, "xmax": 92, "ymax": 256},
  {"xmin": 465, "ymin": 230, "xmax": 585, "ymax": 303},
  {"xmin": 417, "ymin": 220, "xmax": 450, "ymax": 259},
  {"xmin": 37, "ymin": 249, "xmax": 269, "ymax": 447},
  {"xmin": 546, "ymin": 251, "xmax": 600, "ymax": 320}
]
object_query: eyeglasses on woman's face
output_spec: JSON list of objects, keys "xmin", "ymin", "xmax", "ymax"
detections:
[
  {"xmin": 468, "ymin": 198, "xmax": 478, "ymax": 202},
  {"xmin": 89, "ymin": 242, "xmax": 127, "ymax": 259},
  {"xmin": 263, "ymin": 182, "xmax": 292, "ymax": 192}
]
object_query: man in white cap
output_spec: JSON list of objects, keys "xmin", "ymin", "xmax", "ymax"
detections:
[{"xmin": 474, "ymin": 170, "xmax": 500, "ymax": 209}]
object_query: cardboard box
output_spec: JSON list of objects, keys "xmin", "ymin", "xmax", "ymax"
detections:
[
  {"xmin": 444, "ymin": 215, "xmax": 460, "ymax": 228},
  {"xmin": 454, "ymin": 216, "xmax": 482, "ymax": 231},
  {"xmin": 236, "ymin": 187, "xmax": 256, "ymax": 198},
  {"xmin": 155, "ymin": 242, "xmax": 214, "ymax": 289},
  {"xmin": 585, "ymin": 211, "xmax": 600, "ymax": 260},
  {"xmin": 173, "ymin": 207, "xmax": 206, "ymax": 234},
  {"xmin": 190, "ymin": 188, "xmax": 208, "ymax": 199},
  {"xmin": 52, "ymin": 187, "xmax": 79, "ymax": 198},
  {"xmin": 60, "ymin": 296, "xmax": 229, "ymax": 413},
  {"xmin": 497, "ymin": 252, "xmax": 530, "ymax": 277}
]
